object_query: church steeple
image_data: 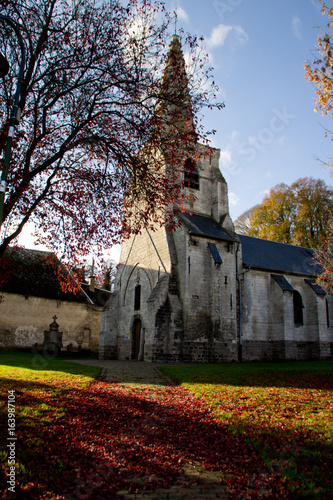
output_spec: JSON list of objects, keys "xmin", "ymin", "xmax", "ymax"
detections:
[
  {"xmin": 157, "ymin": 35, "xmax": 196, "ymax": 141},
  {"xmin": 161, "ymin": 35, "xmax": 190, "ymax": 101}
]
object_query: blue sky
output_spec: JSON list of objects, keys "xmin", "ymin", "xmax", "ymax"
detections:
[
  {"xmin": 19, "ymin": 0, "xmax": 333, "ymax": 259},
  {"xmin": 167, "ymin": 0, "xmax": 333, "ymax": 220}
]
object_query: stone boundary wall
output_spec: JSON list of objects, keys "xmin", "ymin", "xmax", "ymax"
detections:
[{"xmin": 0, "ymin": 293, "xmax": 102, "ymax": 351}]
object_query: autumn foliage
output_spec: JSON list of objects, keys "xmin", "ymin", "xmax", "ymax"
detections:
[
  {"xmin": 235, "ymin": 177, "xmax": 333, "ymax": 249},
  {"xmin": 313, "ymin": 222, "xmax": 333, "ymax": 292},
  {"xmin": 304, "ymin": 1, "xmax": 333, "ymax": 123},
  {"xmin": 304, "ymin": 1, "xmax": 333, "ymax": 288},
  {"xmin": 0, "ymin": 247, "xmax": 84, "ymax": 300},
  {"xmin": 1, "ymin": 354, "xmax": 332, "ymax": 499},
  {"xmin": 0, "ymin": 0, "xmax": 222, "ymax": 264}
]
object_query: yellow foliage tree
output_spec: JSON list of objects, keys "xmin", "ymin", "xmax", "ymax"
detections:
[
  {"xmin": 235, "ymin": 177, "xmax": 333, "ymax": 249},
  {"xmin": 246, "ymin": 183, "xmax": 295, "ymax": 244}
]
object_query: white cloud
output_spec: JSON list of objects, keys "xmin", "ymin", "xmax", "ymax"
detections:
[
  {"xmin": 229, "ymin": 192, "xmax": 240, "ymax": 207},
  {"xmin": 292, "ymin": 16, "xmax": 302, "ymax": 39},
  {"xmin": 175, "ymin": 6, "xmax": 189, "ymax": 23},
  {"xmin": 233, "ymin": 25, "xmax": 249, "ymax": 44},
  {"xmin": 220, "ymin": 149, "xmax": 232, "ymax": 167},
  {"xmin": 230, "ymin": 130, "xmax": 239, "ymax": 142},
  {"xmin": 207, "ymin": 24, "xmax": 248, "ymax": 48},
  {"xmin": 207, "ymin": 24, "xmax": 233, "ymax": 47}
]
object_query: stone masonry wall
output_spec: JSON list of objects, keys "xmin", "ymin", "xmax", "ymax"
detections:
[
  {"xmin": 1, "ymin": 292, "xmax": 102, "ymax": 351},
  {"xmin": 177, "ymin": 231, "xmax": 238, "ymax": 351},
  {"xmin": 241, "ymin": 270, "xmax": 333, "ymax": 361}
]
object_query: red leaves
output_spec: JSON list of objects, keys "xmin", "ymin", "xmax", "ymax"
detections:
[
  {"xmin": 8, "ymin": 360, "xmax": 332, "ymax": 498},
  {"xmin": 1, "ymin": 0, "xmax": 224, "ymax": 264},
  {"xmin": 1, "ymin": 376, "xmax": 289, "ymax": 500},
  {"xmin": 165, "ymin": 365, "xmax": 333, "ymax": 499}
]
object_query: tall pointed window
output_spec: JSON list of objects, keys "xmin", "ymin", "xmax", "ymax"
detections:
[
  {"xmin": 134, "ymin": 285, "xmax": 141, "ymax": 311},
  {"xmin": 184, "ymin": 158, "xmax": 199, "ymax": 190},
  {"xmin": 293, "ymin": 290, "xmax": 303, "ymax": 326}
]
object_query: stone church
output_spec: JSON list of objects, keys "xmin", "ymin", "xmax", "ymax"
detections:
[{"xmin": 99, "ymin": 35, "xmax": 333, "ymax": 363}]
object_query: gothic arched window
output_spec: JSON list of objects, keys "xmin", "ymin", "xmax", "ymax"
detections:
[
  {"xmin": 184, "ymin": 158, "xmax": 199, "ymax": 190},
  {"xmin": 293, "ymin": 290, "xmax": 303, "ymax": 326},
  {"xmin": 134, "ymin": 285, "xmax": 141, "ymax": 311}
]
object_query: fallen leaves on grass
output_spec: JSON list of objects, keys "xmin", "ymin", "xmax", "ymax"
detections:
[
  {"xmin": 1, "ymin": 376, "xmax": 287, "ymax": 499},
  {"xmin": 169, "ymin": 367, "xmax": 333, "ymax": 499}
]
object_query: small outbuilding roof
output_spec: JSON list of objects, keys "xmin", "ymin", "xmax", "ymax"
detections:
[
  {"xmin": 239, "ymin": 235, "xmax": 321, "ymax": 276},
  {"xmin": 0, "ymin": 247, "xmax": 110, "ymax": 305},
  {"xmin": 178, "ymin": 212, "xmax": 234, "ymax": 242},
  {"xmin": 0, "ymin": 247, "xmax": 87, "ymax": 302}
]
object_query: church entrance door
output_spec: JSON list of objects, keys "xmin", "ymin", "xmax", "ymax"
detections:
[{"xmin": 132, "ymin": 319, "xmax": 142, "ymax": 360}]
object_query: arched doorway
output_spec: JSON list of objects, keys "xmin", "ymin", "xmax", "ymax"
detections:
[{"xmin": 132, "ymin": 319, "xmax": 142, "ymax": 360}]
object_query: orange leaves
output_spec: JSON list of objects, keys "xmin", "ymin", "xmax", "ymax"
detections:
[
  {"xmin": 305, "ymin": 1, "xmax": 333, "ymax": 119},
  {"xmin": 0, "ymin": 0, "xmax": 224, "ymax": 269},
  {"xmin": 0, "ymin": 357, "xmax": 290, "ymax": 499}
]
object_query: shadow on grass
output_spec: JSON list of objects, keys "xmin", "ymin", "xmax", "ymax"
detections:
[
  {"xmin": 161, "ymin": 360, "xmax": 333, "ymax": 391},
  {"xmin": 1, "ymin": 355, "xmax": 332, "ymax": 498},
  {"xmin": 0, "ymin": 380, "xmax": 290, "ymax": 499},
  {"xmin": 2, "ymin": 352, "xmax": 333, "ymax": 390}
]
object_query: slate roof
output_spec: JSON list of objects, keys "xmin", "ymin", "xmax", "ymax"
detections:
[
  {"xmin": 272, "ymin": 274, "xmax": 295, "ymax": 291},
  {"xmin": 304, "ymin": 279, "xmax": 326, "ymax": 295},
  {"xmin": 178, "ymin": 212, "xmax": 234, "ymax": 242},
  {"xmin": 208, "ymin": 242, "xmax": 223, "ymax": 264},
  {"xmin": 239, "ymin": 235, "xmax": 322, "ymax": 277},
  {"xmin": 0, "ymin": 247, "xmax": 108, "ymax": 304}
]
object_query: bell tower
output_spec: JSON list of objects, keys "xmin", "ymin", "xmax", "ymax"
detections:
[{"xmin": 100, "ymin": 35, "xmax": 238, "ymax": 363}]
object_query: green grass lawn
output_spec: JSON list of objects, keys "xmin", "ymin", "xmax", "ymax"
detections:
[
  {"xmin": 0, "ymin": 351, "xmax": 101, "ymax": 498},
  {"xmin": 162, "ymin": 361, "xmax": 333, "ymax": 499},
  {"xmin": 0, "ymin": 350, "xmax": 101, "ymax": 388},
  {"xmin": 1, "ymin": 352, "xmax": 332, "ymax": 499}
]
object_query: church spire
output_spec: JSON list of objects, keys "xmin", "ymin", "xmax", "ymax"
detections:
[{"xmin": 157, "ymin": 34, "xmax": 196, "ymax": 140}]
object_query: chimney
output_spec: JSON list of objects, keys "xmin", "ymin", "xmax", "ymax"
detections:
[{"xmin": 89, "ymin": 259, "xmax": 95, "ymax": 292}]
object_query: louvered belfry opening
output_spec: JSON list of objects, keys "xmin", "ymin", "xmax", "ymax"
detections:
[{"xmin": 184, "ymin": 158, "xmax": 199, "ymax": 189}]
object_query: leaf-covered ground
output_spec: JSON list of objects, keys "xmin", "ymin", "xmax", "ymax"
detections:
[
  {"xmin": 162, "ymin": 362, "xmax": 333, "ymax": 499},
  {"xmin": 0, "ymin": 353, "xmax": 332, "ymax": 499}
]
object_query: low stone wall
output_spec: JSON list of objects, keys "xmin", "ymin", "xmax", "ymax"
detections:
[
  {"xmin": 242, "ymin": 340, "xmax": 286, "ymax": 361},
  {"xmin": 0, "ymin": 292, "xmax": 102, "ymax": 352}
]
